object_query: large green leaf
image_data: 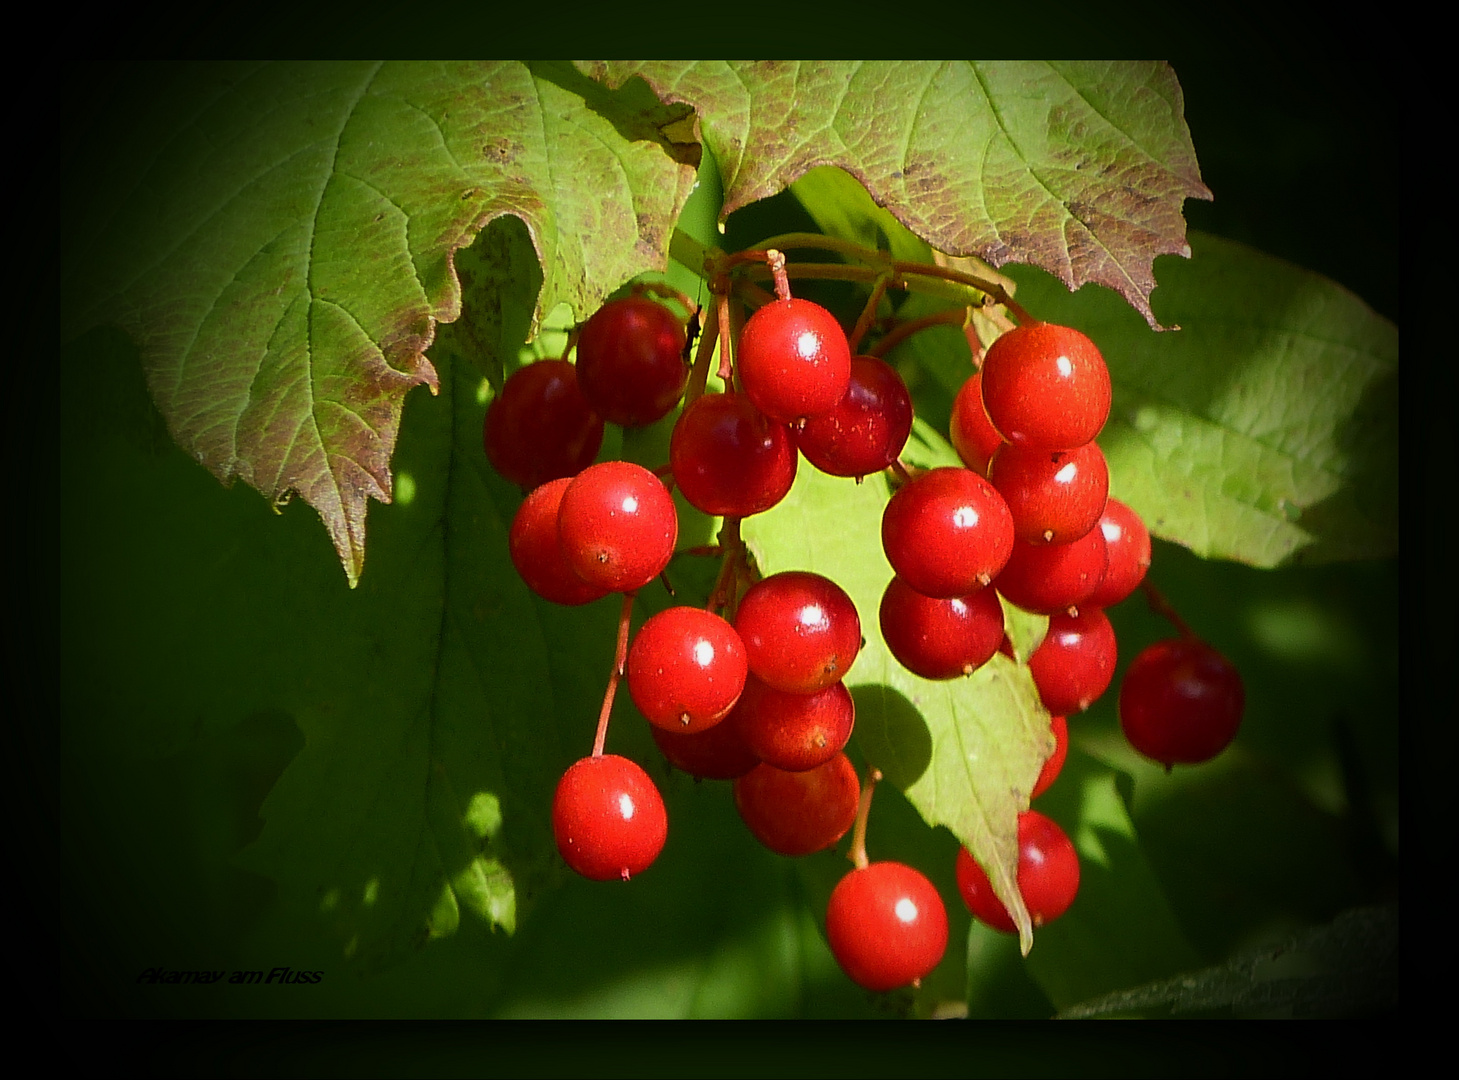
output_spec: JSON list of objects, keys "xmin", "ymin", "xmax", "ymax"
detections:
[
  {"xmin": 62, "ymin": 61, "xmax": 699, "ymax": 585},
  {"xmin": 741, "ymin": 448, "xmax": 1055, "ymax": 953},
  {"xmin": 581, "ymin": 60, "xmax": 1209, "ymax": 327},
  {"xmin": 1004, "ymin": 233, "xmax": 1400, "ymax": 566}
]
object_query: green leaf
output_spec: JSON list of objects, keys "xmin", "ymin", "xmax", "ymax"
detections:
[
  {"xmin": 1003, "ymin": 232, "xmax": 1400, "ymax": 566},
  {"xmin": 62, "ymin": 61, "xmax": 699, "ymax": 585},
  {"xmin": 581, "ymin": 61, "xmax": 1209, "ymax": 327},
  {"xmin": 742, "ymin": 459, "xmax": 1054, "ymax": 953}
]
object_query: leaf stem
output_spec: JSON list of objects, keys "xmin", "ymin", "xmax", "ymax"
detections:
[{"xmin": 592, "ymin": 591, "xmax": 637, "ymax": 758}]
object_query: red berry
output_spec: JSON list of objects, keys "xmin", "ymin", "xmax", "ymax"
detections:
[
  {"xmin": 557, "ymin": 461, "xmax": 678, "ymax": 594},
  {"xmin": 733, "ymin": 753, "xmax": 860, "ymax": 856},
  {"xmin": 989, "ymin": 442, "xmax": 1109, "ymax": 546},
  {"xmin": 881, "ymin": 467, "xmax": 1015, "ymax": 599},
  {"xmin": 735, "ymin": 675, "xmax": 855, "ymax": 773},
  {"xmin": 878, "ymin": 576, "xmax": 1005, "ymax": 680},
  {"xmin": 670, "ymin": 392, "xmax": 798, "ymax": 517},
  {"xmin": 1119, "ymin": 638, "xmax": 1244, "ymax": 765},
  {"xmin": 552, "ymin": 754, "xmax": 668, "ymax": 881},
  {"xmin": 483, "ymin": 360, "xmax": 604, "ymax": 490},
  {"xmin": 826, "ymin": 862, "xmax": 949, "ymax": 992},
  {"xmin": 1030, "ymin": 715, "xmax": 1068, "ymax": 799},
  {"xmin": 955, "ymin": 810, "xmax": 1080, "ymax": 933},
  {"xmin": 626, "ymin": 607, "xmax": 748, "ymax": 734},
  {"xmin": 992, "ymin": 526, "xmax": 1109, "ymax": 617},
  {"xmin": 979, "ymin": 323, "xmax": 1111, "ymax": 451},
  {"xmin": 575, "ymin": 296, "xmax": 689, "ymax": 428},
  {"xmin": 737, "ymin": 298, "xmax": 852, "ymax": 422},
  {"xmin": 1028, "ymin": 608, "xmax": 1118, "ymax": 716},
  {"xmin": 507, "ymin": 477, "xmax": 610, "ymax": 606},
  {"xmin": 734, "ymin": 571, "xmax": 862, "ymax": 694},
  {"xmin": 651, "ymin": 707, "xmax": 760, "ymax": 780},
  {"xmin": 949, "ymin": 371, "xmax": 1005, "ymax": 476},
  {"xmin": 795, "ymin": 355, "xmax": 914, "ymax": 478},
  {"xmin": 1085, "ymin": 498, "xmax": 1152, "ymax": 609}
]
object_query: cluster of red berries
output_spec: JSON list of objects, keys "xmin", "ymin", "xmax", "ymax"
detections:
[{"xmin": 480, "ymin": 257, "xmax": 1246, "ymax": 996}]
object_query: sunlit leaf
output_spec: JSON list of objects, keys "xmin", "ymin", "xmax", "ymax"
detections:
[
  {"xmin": 1003, "ymin": 232, "xmax": 1399, "ymax": 566},
  {"xmin": 62, "ymin": 61, "xmax": 699, "ymax": 584}
]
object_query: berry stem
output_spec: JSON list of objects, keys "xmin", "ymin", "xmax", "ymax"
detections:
[
  {"xmin": 706, "ymin": 517, "xmax": 749, "ymax": 618},
  {"xmin": 558, "ymin": 325, "xmax": 581, "ymax": 364},
  {"xmin": 867, "ymin": 308, "xmax": 967, "ymax": 359},
  {"xmin": 1140, "ymin": 580, "xmax": 1198, "ymax": 640},
  {"xmin": 847, "ymin": 270, "xmax": 895, "ymax": 354},
  {"xmin": 591, "ymin": 591, "xmax": 638, "ymax": 758},
  {"xmin": 716, "ymin": 290, "xmax": 735, "ymax": 385},
  {"xmin": 632, "ymin": 279, "xmax": 699, "ymax": 318},
  {"xmin": 683, "ymin": 301, "xmax": 721, "ymax": 407},
  {"xmin": 848, "ymin": 767, "xmax": 883, "ymax": 870},
  {"xmin": 888, "ymin": 458, "xmax": 915, "ymax": 487},
  {"xmin": 671, "ymin": 228, "xmax": 1020, "ymax": 314},
  {"xmin": 766, "ymin": 249, "xmax": 792, "ymax": 302}
]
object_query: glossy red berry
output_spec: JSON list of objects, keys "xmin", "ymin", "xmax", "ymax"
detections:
[
  {"xmin": 552, "ymin": 754, "xmax": 668, "ymax": 881},
  {"xmin": 979, "ymin": 322, "xmax": 1111, "ymax": 451},
  {"xmin": 992, "ymin": 526, "xmax": 1109, "ymax": 616},
  {"xmin": 1030, "ymin": 714, "xmax": 1068, "ymax": 799},
  {"xmin": 626, "ymin": 607, "xmax": 748, "ymax": 734},
  {"xmin": 734, "ymin": 675, "xmax": 855, "ymax": 773},
  {"xmin": 1085, "ymin": 498, "xmax": 1152, "ymax": 609},
  {"xmin": 878, "ymin": 576, "xmax": 1005, "ymax": 680},
  {"xmin": 826, "ymin": 862, "xmax": 949, "ymax": 992},
  {"xmin": 557, "ymin": 461, "xmax": 678, "ymax": 594},
  {"xmin": 1028, "ymin": 608, "xmax": 1118, "ymax": 716},
  {"xmin": 1119, "ymin": 638, "xmax": 1245, "ymax": 765},
  {"xmin": 733, "ymin": 752, "xmax": 860, "ymax": 856},
  {"xmin": 737, "ymin": 298, "xmax": 852, "ymax": 422},
  {"xmin": 949, "ymin": 371, "xmax": 1005, "ymax": 476},
  {"xmin": 881, "ymin": 467, "xmax": 1015, "ymax": 599},
  {"xmin": 575, "ymin": 296, "xmax": 689, "ymax": 428},
  {"xmin": 794, "ymin": 355, "xmax": 914, "ymax": 478},
  {"xmin": 651, "ymin": 706, "xmax": 760, "ymax": 780},
  {"xmin": 670, "ymin": 392, "xmax": 798, "ymax": 518},
  {"xmin": 483, "ymin": 360, "xmax": 604, "ymax": 490},
  {"xmin": 955, "ymin": 810, "xmax": 1080, "ymax": 933},
  {"xmin": 989, "ymin": 442, "xmax": 1109, "ymax": 546},
  {"xmin": 734, "ymin": 571, "xmax": 862, "ymax": 694},
  {"xmin": 507, "ymin": 477, "xmax": 610, "ymax": 607}
]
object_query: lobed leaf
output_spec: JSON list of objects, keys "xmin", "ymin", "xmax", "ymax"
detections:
[
  {"xmin": 581, "ymin": 60, "xmax": 1209, "ymax": 327},
  {"xmin": 62, "ymin": 61, "xmax": 699, "ymax": 585}
]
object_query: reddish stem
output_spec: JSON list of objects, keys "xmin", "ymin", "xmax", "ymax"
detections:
[
  {"xmin": 683, "ymin": 303, "xmax": 720, "ymax": 406},
  {"xmin": 591, "ymin": 592, "xmax": 637, "ymax": 757},
  {"xmin": 766, "ymin": 249, "xmax": 792, "ymax": 302},
  {"xmin": 1141, "ymin": 580, "xmax": 1198, "ymax": 640},
  {"xmin": 847, "ymin": 271, "xmax": 894, "ymax": 354},
  {"xmin": 868, "ymin": 308, "xmax": 967, "ymax": 359},
  {"xmin": 716, "ymin": 291, "xmax": 735, "ymax": 385},
  {"xmin": 705, "ymin": 517, "xmax": 746, "ymax": 618}
]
